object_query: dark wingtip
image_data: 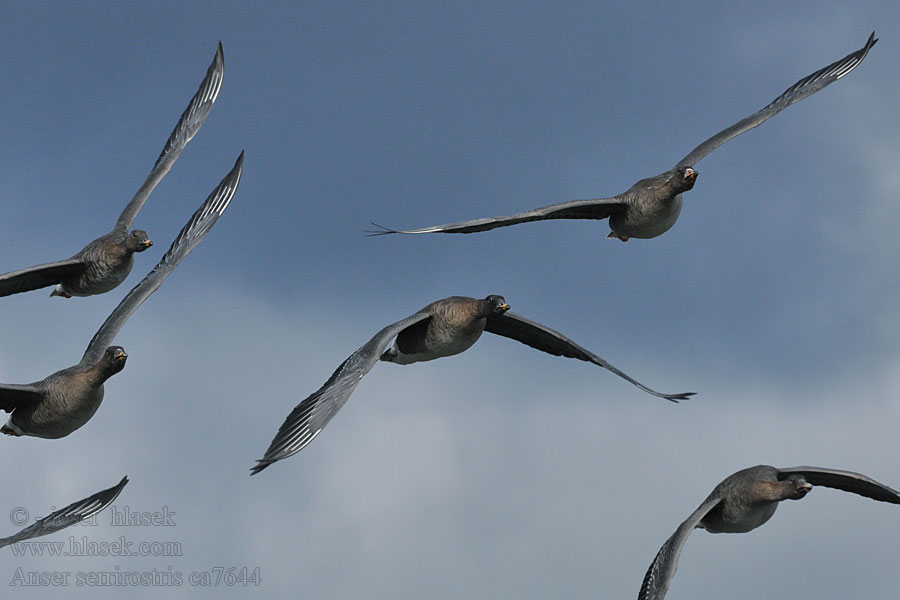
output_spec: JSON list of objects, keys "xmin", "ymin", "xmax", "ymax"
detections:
[
  {"xmin": 250, "ymin": 460, "xmax": 272, "ymax": 476},
  {"xmin": 103, "ymin": 476, "xmax": 129, "ymax": 504},
  {"xmin": 864, "ymin": 31, "xmax": 878, "ymax": 53},
  {"xmin": 364, "ymin": 222, "xmax": 399, "ymax": 237},
  {"xmin": 94, "ymin": 475, "xmax": 129, "ymax": 508},
  {"xmin": 225, "ymin": 150, "xmax": 245, "ymax": 185},
  {"xmin": 664, "ymin": 391, "xmax": 696, "ymax": 403}
]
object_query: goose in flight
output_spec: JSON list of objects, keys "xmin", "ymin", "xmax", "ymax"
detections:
[
  {"xmin": 252, "ymin": 294, "xmax": 693, "ymax": 474},
  {"xmin": 638, "ymin": 464, "xmax": 900, "ymax": 600},
  {"xmin": 371, "ymin": 33, "xmax": 876, "ymax": 242},
  {"xmin": 0, "ymin": 42, "xmax": 225, "ymax": 298},
  {"xmin": 0, "ymin": 152, "xmax": 242, "ymax": 438}
]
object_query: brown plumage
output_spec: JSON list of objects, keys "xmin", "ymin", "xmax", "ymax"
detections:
[
  {"xmin": 0, "ymin": 153, "xmax": 242, "ymax": 438},
  {"xmin": 638, "ymin": 464, "xmax": 900, "ymax": 600},
  {"xmin": 0, "ymin": 42, "xmax": 224, "ymax": 299}
]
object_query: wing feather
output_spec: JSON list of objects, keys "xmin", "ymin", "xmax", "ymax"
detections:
[
  {"xmin": 0, "ymin": 258, "xmax": 84, "ymax": 297},
  {"xmin": 778, "ymin": 466, "xmax": 900, "ymax": 504},
  {"xmin": 251, "ymin": 311, "xmax": 432, "ymax": 474},
  {"xmin": 0, "ymin": 476, "xmax": 128, "ymax": 548},
  {"xmin": 115, "ymin": 42, "xmax": 225, "ymax": 232},
  {"xmin": 484, "ymin": 312, "xmax": 694, "ymax": 402},
  {"xmin": 82, "ymin": 152, "xmax": 242, "ymax": 365},
  {"xmin": 0, "ymin": 384, "xmax": 44, "ymax": 413},
  {"xmin": 676, "ymin": 32, "xmax": 876, "ymax": 168},
  {"xmin": 367, "ymin": 197, "xmax": 626, "ymax": 236},
  {"xmin": 638, "ymin": 496, "xmax": 721, "ymax": 600}
]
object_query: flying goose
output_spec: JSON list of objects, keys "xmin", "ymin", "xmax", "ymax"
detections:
[
  {"xmin": 638, "ymin": 464, "xmax": 900, "ymax": 600},
  {"xmin": 0, "ymin": 42, "xmax": 225, "ymax": 298},
  {"xmin": 252, "ymin": 294, "xmax": 693, "ymax": 474},
  {"xmin": 0, "ymin": 152, "xmax": 242, "ymax": 438},
  {"xmin": 371, "ymin": 33, "xmax": 876, "ymax": 242}
]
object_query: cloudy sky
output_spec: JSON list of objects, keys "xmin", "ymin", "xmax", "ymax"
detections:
[{"xmin": 1, "ymin": 2, "xmax": 898, "ymax": 598}]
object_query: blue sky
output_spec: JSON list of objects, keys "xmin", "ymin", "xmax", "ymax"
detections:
[{"xmin": 1, "ymin": 2, "xmax": 898, "ymax": 598}]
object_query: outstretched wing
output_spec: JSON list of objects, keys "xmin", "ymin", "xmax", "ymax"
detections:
[
  {"xmin": 82, "ymin": 152, "xmax": 243, "ymax": 365},
  {"xmin": 0, "ymin": 476, "xmax": 128, "ymax": 548},
  {"xmin": 367, "ymin": 197, "xmax": 627, "ymax": 236},
  {"xmin": 638, "ymin": 495, "xmax": 721, "ymax": 600},
  {"xmin": 0, "ymin": 258, "xmax": 84, "ymax": 297},
  {"xmin": 115, "ymin": 42, "xmax": 225, "ymax": 232},
  {"xmin": 778, "ymin": 466, "xmax": 900, "ymax": 504},
  {"xmin": 251, "ymin": 311, "xmax": 432, "ymax": 475},
  {"xmin": 676, "ymin": 32, "xmax": 876, "ymax": 169},
  {"xmin": 0, "ymin": 384, "xmax": 44, "ymax": 413},
  {"xmin": 483, "ymin": 311, "xmax": 694, "ymax": 402}
]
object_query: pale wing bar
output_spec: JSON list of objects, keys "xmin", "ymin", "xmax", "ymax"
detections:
[
  {"xmin": 251, "ymin": 312, "xmax": 431, "ymax": 474},
  {"xmin": 83, "ymin": 151, "xmax": 243, "ymax": 365},
  {"xmin": 115, "ymin": 42, "xmax": 226, "ymax": 231},
  {"xmin": 0, "ymin": 476, "xmax": 128, "ymax": 548},
  {"xmin": 638, "ymin": 497, "xmax": 721, "ymax": 600},
  {"xmin": 676, "ymin": 32, "xmax": 877, "ymax": 168}
]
